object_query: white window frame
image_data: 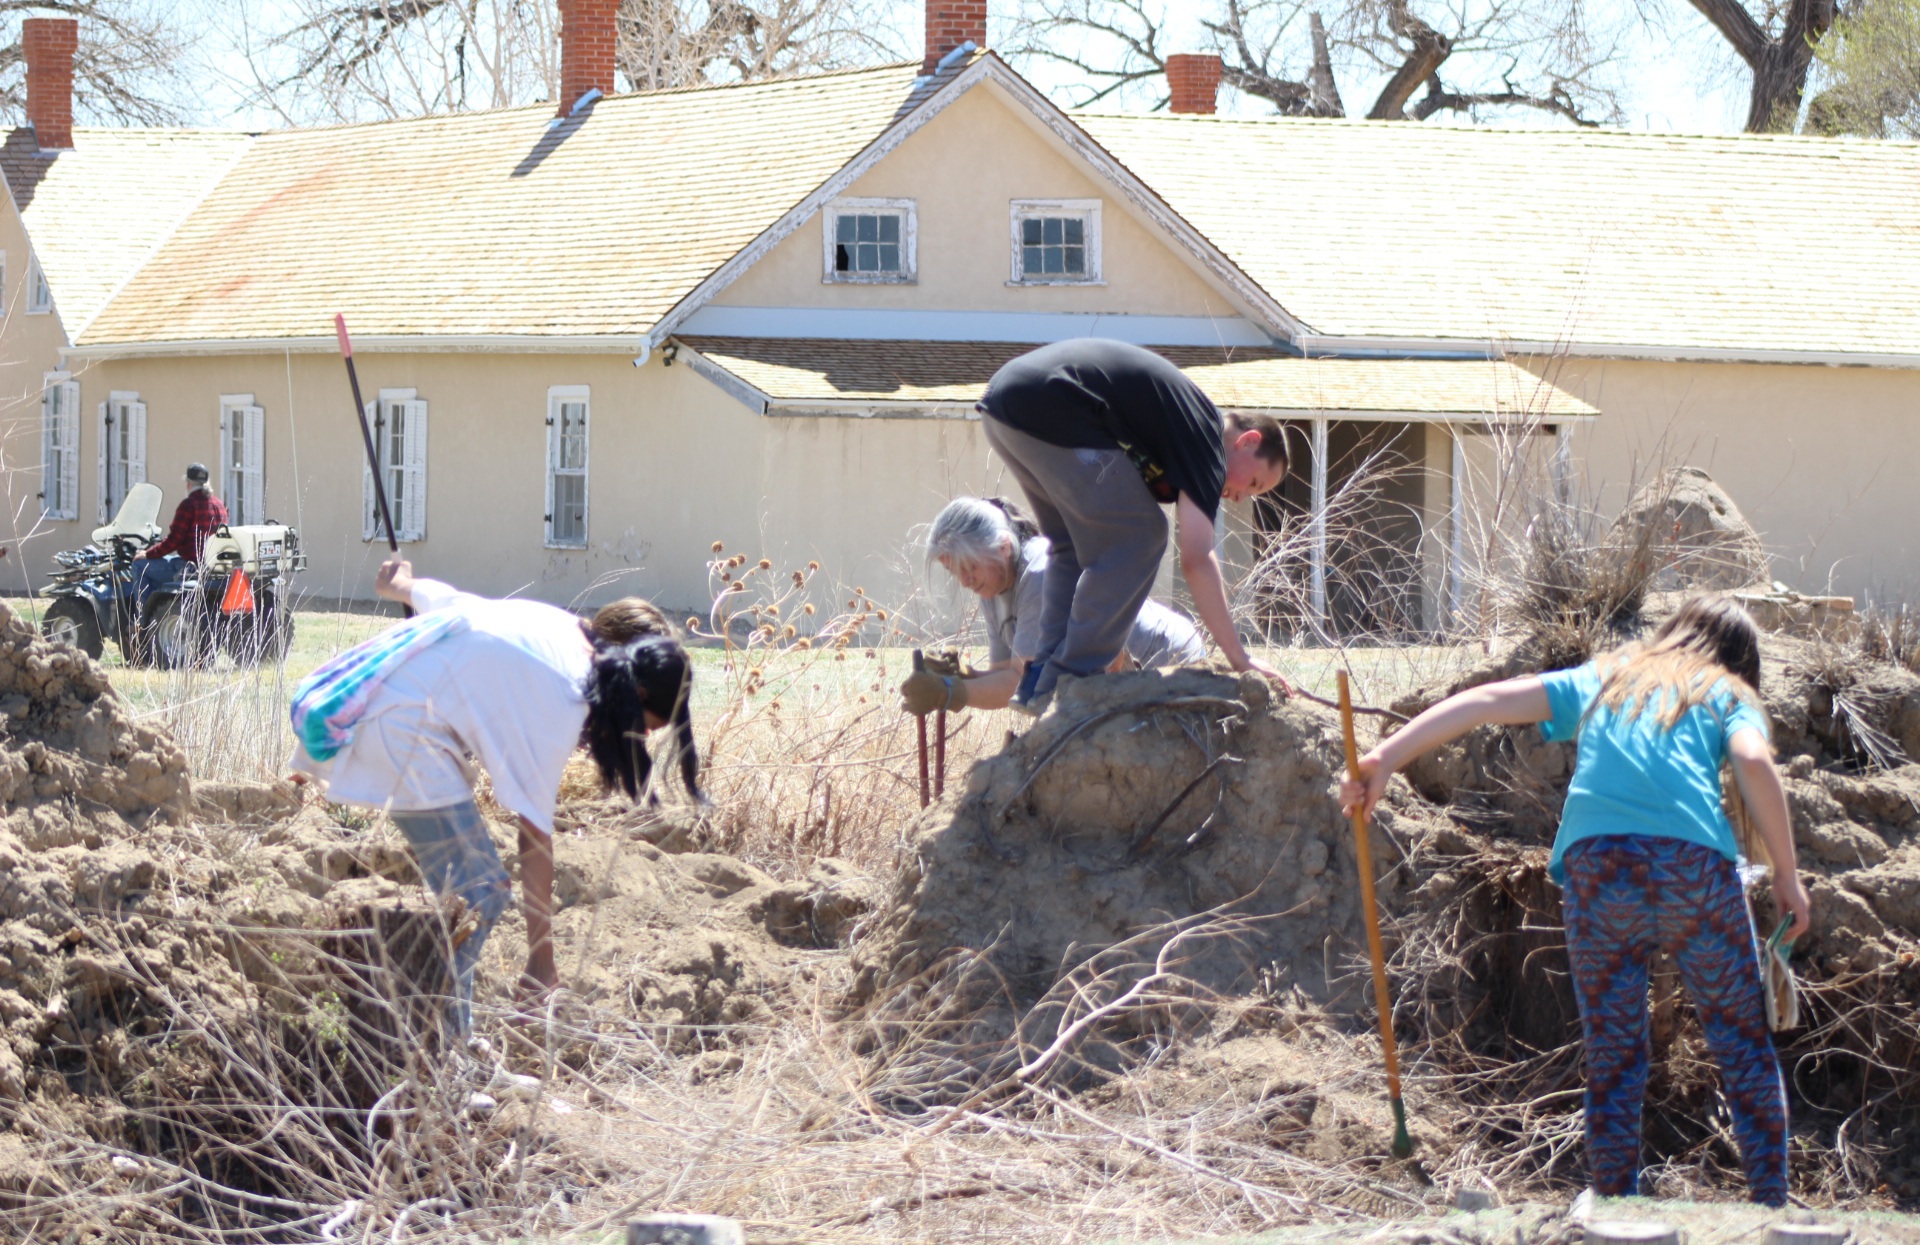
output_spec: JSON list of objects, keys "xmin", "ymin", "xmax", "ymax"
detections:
[
  {"xmin": 363, "ymin": 388, "xmax": 427, "ymax": 544},
  {"xmin": 40, "ymin": 372, "xmax": 79, "ymax": 521},
  {"xmin": 26, "ymin": 256, "xmax": 50, "ymax": 315},
  {"xmin": 544, "ymin": 385, "xmax": 590, "ymax": 549},
  {"xmin": 96, "ymin": 390, "xmax": 148, "ymax": 524},
  {"xmin": 219, "ymin": 393, "xmax": 266, "ymax": 527},
  {"xmin": 822, "ymin": 197, "xmax": 917, "ymax": 284},
  {"xmin": 1008, "ymin": 198, "xmax": 1104, "ymax": 286}
]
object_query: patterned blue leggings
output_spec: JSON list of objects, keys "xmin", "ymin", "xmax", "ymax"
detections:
[{"xmin": 1561, "ymin": 835, "xmax": 1789, "ymax": 1206}]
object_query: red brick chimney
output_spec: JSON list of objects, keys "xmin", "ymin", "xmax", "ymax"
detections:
[
  {"xmin": 557, "ymin": 0, "xmax": 618, "ymax": 117},
  {"xmin": 1166, "ymin": 53, "xmax": 1222, "ymax": 115},
  {"xmin": 923, "ymin": 1, "xmax": 986, "ymax": 73},
  {"xmin": 22, "ymin": 17, "xmax": 77, "ymax": 150}
]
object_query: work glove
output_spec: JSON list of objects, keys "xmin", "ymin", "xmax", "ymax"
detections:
[{"xmin": 899, "ymin": 669, "xmax": 966, "ymax": 717}]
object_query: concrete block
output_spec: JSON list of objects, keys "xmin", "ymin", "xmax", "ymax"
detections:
[
  {"xmin": 628, "ymin": 1215, "xmax": 745, "ymax": 1245},
  {"xmin": 1586, "ymin": 1223, "xmax": 1680, "ymax": 1245},
  {"xmin": 1763, "ymin": 1226, "xmax": 1849, "ymax": 1245}
]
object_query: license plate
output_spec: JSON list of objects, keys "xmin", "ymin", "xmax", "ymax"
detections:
[{"xmin": 257, "ymin": 540, "xmax": 282, "ymax": 557}]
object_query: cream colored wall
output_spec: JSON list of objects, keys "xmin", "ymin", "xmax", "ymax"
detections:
[
  {"xmin": 716, "ymin": 84, "xmax": 1254, "ymax": 321},
  {"xmin": 1529, "ymin": 357, "xmax": 1920, "ymax": 604},
  {"xmin": 64, "ymin": 349, "xmax": 1009, "ymax": 617},
  {"xmin": 0, "ymin": 191, "xmax": 90, "ymax": 592}
]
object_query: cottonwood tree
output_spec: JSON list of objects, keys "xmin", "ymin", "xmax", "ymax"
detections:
[
  {"xmin": 239, "ymin": 0, "xmax": 904, "ymax": 125},
  {"xmin": 1676, "ymin": 0, "xmax": 1837, "ymax": 130},
  {"xmin": 1006, "ymin": 0, "xmax": 1627, "ymax": 125},
  {"xmin": 1807, "ymin": 0, "xmax": 1920, "ymax": 136},
  {"xmin": 0, "ymin": 0, "xmax": 188, "ymax": 127}
]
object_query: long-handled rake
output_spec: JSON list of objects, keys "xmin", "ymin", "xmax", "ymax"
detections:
[{"xmin": 1337, "ymin": 670, "xmax": 1414, "ymax": 1159}]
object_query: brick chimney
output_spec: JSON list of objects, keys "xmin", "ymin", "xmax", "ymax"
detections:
[
  {"xmin": 923, "ymin": 1, "xmax": 986, "ymax": 73},
  {"xmin": 557, "ymin": 0, "xmax": 617, "ymax": 117},
  {"xmin": 1166, "ymin": 53, "xmax": 1222, "ymax": 115},
  {"xmin": 22, "ymin": 17, "xmax": 78, "ymax": 151}
]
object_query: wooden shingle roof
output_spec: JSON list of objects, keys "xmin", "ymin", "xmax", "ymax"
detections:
[
  {"xmin": 680, "ymin": 337, "xmax": 1595, "ymax": 419},
  {"xmin": 1077, "ymin": 112, "xmax": 1920, "ymax": 357},
  {"xmin": 76, "ymin": 64, "xmax": 931, "ymax": 347},
  {"xmin": 1, "ymin": 127, "xmax": 249, "ymax": 335}
]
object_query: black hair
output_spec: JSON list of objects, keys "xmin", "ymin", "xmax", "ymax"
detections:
[{"xmin": 585, "ymin": 635, "xmax": 703, "ymax": 803}]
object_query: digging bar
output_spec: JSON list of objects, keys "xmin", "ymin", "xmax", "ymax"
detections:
[
  {"xmin": 934, "ymin": 707, "xmax": 947, "ymax": 799},
  {"xmin": 333, "ymin": 314, "xmax": 412, "ymax": 618},
  {"xmin": 1338, "ymin": 670, "xmax": 1415, "ymax": 1159},
  {"xmin": 913, "ymin": 649, "xmax": 930, "ymax": 808}
]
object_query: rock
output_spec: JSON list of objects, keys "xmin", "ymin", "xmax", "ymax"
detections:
[{"xmin": 628, "ymin": 1215, "xmax": 744, "ymax": 1245}]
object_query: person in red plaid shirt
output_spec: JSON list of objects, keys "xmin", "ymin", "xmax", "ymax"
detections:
[{"xmin": 135, "ymin": 463, "xmax": 228, "ymax": 610}]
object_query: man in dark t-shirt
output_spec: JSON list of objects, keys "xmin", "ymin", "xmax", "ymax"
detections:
[{"xmin": 978, "ymin": 339, "xmax": 1290, "ymax": 712}]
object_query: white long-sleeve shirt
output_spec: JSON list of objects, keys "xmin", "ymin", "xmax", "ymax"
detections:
[{"xmin": 293, "ymin": 579, "xmax": 592, "ymax": 834}]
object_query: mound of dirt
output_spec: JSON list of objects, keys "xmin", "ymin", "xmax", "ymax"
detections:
[
  {"xmin": 1613, "ymin": 465, "xmax": 1771, "ymax": 591},
  {"xmin": 853, "ymin": 668, "xmax": 1434, "ymax": 1017}
]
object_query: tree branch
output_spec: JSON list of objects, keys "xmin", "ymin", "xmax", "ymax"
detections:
[
  {"xmin": 1366, "ymin": 2, "xmax": 1452, "ymax": 119},
  {"xmin": 1686, "ymin": 0, "xmax": 1769, "ymax": 68}
]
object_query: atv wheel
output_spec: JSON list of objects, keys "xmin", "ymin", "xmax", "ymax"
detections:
[
  {"xmin": 144, "ymin": 595, "xmax": 218, "ymax": 670},
  {"xmin": 41, "ymin": 598, "xmax": 103, "ymax": 660}
]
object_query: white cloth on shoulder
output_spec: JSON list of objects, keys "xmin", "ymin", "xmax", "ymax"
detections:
[{"xmin": 291, "ymin": 578, "xmax": 592, "ymax": 835}]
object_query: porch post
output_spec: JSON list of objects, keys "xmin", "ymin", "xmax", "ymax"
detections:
[
  {"xmin": 1552, "ymin": 423, "xmax": 1572, "ymax": 504},
  {"xmin": 1309, "ymin": 417, "xmax": 1328, "ymax": 626},
  {"xmin": 1447, "ymin": 426, "xmax": 1465, "ymax": 625}
]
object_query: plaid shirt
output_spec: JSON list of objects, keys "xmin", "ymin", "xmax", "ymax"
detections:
[{"xmin": 146, "ymin": 487, "xmax": 228, "ymax": 561}]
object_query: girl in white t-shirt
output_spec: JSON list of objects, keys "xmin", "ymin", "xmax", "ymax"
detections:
[{"xmin": 292, "ymin": 557, "xmax": 700, "ymax": 1030}]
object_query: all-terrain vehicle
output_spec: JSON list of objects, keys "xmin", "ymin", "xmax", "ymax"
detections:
[{"xmin": 39, "ymin": 482, "xmax": 305, "ymax": 668}]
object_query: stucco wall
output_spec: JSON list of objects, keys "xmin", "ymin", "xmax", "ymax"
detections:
[
  {"xmin": 50, "ymin": 348, "xmax": 1008, "ymax": 617},
  {"xmin": 0, "ymin": 194, "xmax": 88, "ymax": 588},
  {"xmin": 1529, "ymin": 357, "xmax": 1920, "ymax": 603},
  {"xmin": 715, "ymin": 83, "xmax": 1256, "ymax": 322}
]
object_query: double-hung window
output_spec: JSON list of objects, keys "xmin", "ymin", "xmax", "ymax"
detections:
[
  {"xmin": 26, "ymin": 256, "xmax": 50, "ymax": 315},
  {"xmin": 1009, "ymin": 199, "xmax": 1103, "ymax": 285},
  {"xmin": 40, "ymin": 374, "xmax": 79, "ymax": 520},
  {"xmin": 96, "ymin": 391, "xmax": 148, "ymax": 523},
  {"xmin": 363, "ymin": 389, "xmax": 427, "ymax": 543},
  {"xmin": 545, "ymin": 386, "xmax": 589, "ymax": 548},
  {"xmin": 220, "ymin": 394, "xmax": 265, "ymax": 526},
  {"xmin": 823, "ymin": 198, "xmax": 915, "ymax": 283}
]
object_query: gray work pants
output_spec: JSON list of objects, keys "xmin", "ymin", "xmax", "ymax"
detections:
[{"xmin": 983, "ymin": 415, "xmax": 1167, "ymax": 697}]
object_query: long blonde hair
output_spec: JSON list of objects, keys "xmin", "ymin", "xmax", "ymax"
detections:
[{"xmin": 1592, "ymin": 595, "xmax": 1764, "ymax": 730}]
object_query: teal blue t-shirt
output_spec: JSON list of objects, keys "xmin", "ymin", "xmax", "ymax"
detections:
[{"xmin": 1537, "ymin": 661, "xmax": 1770, "ymax": 884}]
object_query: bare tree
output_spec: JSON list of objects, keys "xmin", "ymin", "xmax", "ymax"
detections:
[
  {"xmin": 238, "ymin": 0, "xmax": 904, "ymax": 125},
  {"xmin": 0, "ymin": 1, "xmax": 188, "ymax": 127},
  {"xmin": 1679, "ymin": 0, "xmax": 1836, "ymax": 130},
  {"xmin": 1007, "ymin": 0, "xmax": 1626, "ymax": 125}
]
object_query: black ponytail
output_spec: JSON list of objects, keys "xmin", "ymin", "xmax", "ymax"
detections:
[{"xmin": 585, "ymin": 635, "xmax": 703, "ymax": 803}]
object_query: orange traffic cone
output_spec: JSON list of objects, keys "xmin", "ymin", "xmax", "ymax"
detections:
[{"xmin": 220, "ymin": 568, "xmax": 255, "ymax": 615}]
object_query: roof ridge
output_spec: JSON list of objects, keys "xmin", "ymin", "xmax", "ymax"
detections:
[
  {"xmin": 249, "ymin": 60, "xmax": 924, "ymax": 139},
  {"xmin": 1073, "ymin": 109, "xmax": 1920, "ymax": 151}
]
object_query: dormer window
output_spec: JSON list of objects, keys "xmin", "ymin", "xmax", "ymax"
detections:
[
  {"xmin": 1010, "ymin": 199, "xmax": 1103, "ymax": 285},
  {"xmin": 823, "ymin": 199, "xmax": 915, "ymax": 283}
]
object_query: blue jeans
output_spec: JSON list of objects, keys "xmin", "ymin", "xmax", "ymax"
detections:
[
  {"xmin": 133, "ymin": 556, "xmax": 184, "ymax": 612},
  {"xmin": 390, "ymin": 801, "xmax": 514, "ymax": 1035}
]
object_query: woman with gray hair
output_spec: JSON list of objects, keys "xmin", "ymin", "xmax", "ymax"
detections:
[{"xmin": 900, "ymin": 495, "xmax": 1204, "ymax": 716}]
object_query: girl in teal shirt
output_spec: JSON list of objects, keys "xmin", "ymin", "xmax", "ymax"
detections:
[{"xmin": 1343, "ymin": 596, "xmax": 1811, "ymax": 1205}]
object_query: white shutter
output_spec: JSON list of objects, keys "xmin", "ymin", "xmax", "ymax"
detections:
[
  {"xmin": 544, "ymin": 395, "xmax": 559, "ymax": 548},
  {"xmin": 219, "ymin": 404, "xmax": 235, "ymax": 514},
  {"xmin": 41, "ymin": 387, "xmax": 56, "ymax": 519},
  {"xmin": 56, "ymin": 383, "xmax": 78, "ymax": 522},
  {"xmin": 398, "ymin": 398, "xmax": 427, "ymax": 542},
  {"xmin": 240, "ymin": 405, "xmax": 264, "ymax": 526},
  {"xmin": 362, "ymin": 400, "xmax": 379, "ymax": 542},
  {"xmin": 97, "ymin": 401, "xmax": 110, "ymax": 524},
  {"xmin": 127, "ymin": 402, "xmax": 147, "ymax": 491}
]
